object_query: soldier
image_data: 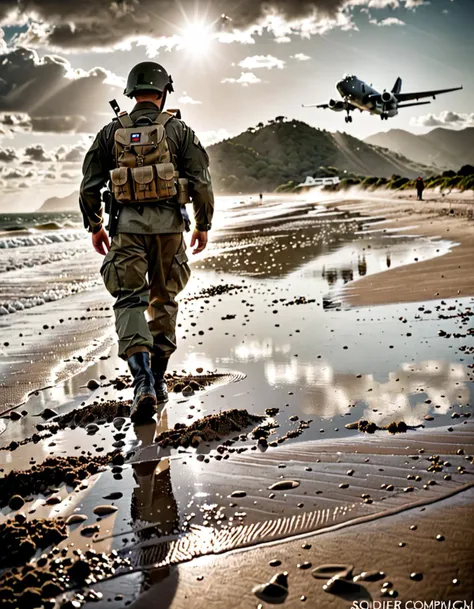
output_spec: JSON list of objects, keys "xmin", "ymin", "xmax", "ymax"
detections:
[{"xmin": 80, "ymin": 61, "xmax": 214, "ymax": 423}]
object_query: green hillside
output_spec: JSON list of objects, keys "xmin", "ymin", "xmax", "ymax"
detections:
[{"xmin": 207, "ymin": 118, "xmax": 432, "ymax": 193}]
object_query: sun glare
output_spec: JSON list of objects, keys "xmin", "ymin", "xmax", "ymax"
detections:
[{"xmin": 179, "ymin": 22, "xmax": 214, "ymax": 56}]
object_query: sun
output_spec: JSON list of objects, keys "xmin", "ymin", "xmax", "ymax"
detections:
[{"xmin": 179, "ymin": 21, "xmax": 214, "ymax": 56}]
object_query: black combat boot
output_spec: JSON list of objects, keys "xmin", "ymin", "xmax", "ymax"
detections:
[
  {"xmin": 151, "ymin": 356, "xmax": 169, "ymax": 403},
  {"xmin": 128, "ymin": 352, "xmax": 157, "ymax": 423}
]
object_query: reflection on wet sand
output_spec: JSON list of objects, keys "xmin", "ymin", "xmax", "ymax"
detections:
[
  {"xmin": 265, "ymin": 358, "xmax": 470, "ymax": 426},
  {"xmin": 131, "ymin": 411, "xmax": 179, "ymax": 598}
]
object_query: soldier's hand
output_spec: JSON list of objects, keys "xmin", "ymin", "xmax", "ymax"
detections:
[
  {"xmin": 191, "ymin": 230, "xmax": 208, "ymax": 255},
  {"xmin": 92, "ymin": 227, "xmax": 110, "ymax": 256}
]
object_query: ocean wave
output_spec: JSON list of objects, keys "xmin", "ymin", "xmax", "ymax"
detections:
[
  {"xmin": 31, "ymin": 221, "xmax": 65, "ymax": 231},
  {"xmin": 0, "ymin": 230, "xmax": 86, "ymax": 249},
  {"xmin": 0, "ymin": 278, "xmax": 101, "ymax": 315}
]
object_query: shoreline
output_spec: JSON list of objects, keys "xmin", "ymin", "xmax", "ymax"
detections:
[{"xmin": 327, "ymin": 193, "xmax": 474, "ymax": 307}]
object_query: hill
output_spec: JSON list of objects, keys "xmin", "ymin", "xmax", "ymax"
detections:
[
  {"xmin": 365, "ymin": 127, "xmax": 474, "ymax": 170},
  {"xmin": 207, "ymin": 119, "xmax": 432, "ymax": 193},
  {"xmin": 39, "ymin": 191, "xmax": 79, "ymax": 212}
]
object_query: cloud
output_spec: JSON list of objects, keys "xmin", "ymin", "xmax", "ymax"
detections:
[
  {"xmin": 369, "ymin": 17, "xmax": 406, "ymax": 25},
  {"xmin": 291, "ymin": 53, "xmax": 311, "ymax": 61},
  {"xmin": 0, "ymin": 0, "xmax": 409, "ymax": 52},
  {"xmin": 0, "ymin": 48, "xmax": 122, "ymax": 134},
  {"xmin": 410, "ymin": 111, "xmax": 474, "ymax": 128},
  {"xmin": 404, "ymin": 0, "xmax": 427, "ymax": 7},
  {"xmin": 197, "ymin": 129, "xmax": 232, "ymax": 147},
  {"xmin": 56, "ymin": 142, "xmax": 90, "ymax": 163},
  {"xmin": 221, "ymin": 72, "xmax": 262, "ymax": 86},
  {"xmin": 3, "ymin": 168, "xmax": 34, "ymax": 180},
  {"xmin": 238, "ymin": 55, "xmax": 285, "ymax": 70},
  {"xmin": 0, "ymin": 147, "xmax": 18, "ymax": 162},
  {"xmin": 23, "ymin": 144, "xmax": 54, "ymax": 162},
  {"xmin": 0, "ymin": 0, "xmax": 433, "ymax": 52},
  {"xmin": 178, "ymin": 93, "xmax": 202, "ymax": 105}
]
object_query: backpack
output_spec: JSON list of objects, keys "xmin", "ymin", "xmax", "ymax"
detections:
[{"xmin": 109, "ymin": 111, "xmax": 178, "ymax": 204}]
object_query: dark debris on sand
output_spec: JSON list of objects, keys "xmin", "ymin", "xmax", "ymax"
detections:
[
  {"xmin": 155, "ymin": 409, "xmax": 264, "ymax": 449},
  {"xmin": 346, "ymin": 419, "xmax": 415, "ymax": 434},
  {"xmin": 0, "ymin": 516, "xmax": 68, "ymax": 569},
  {"xmin": 183, "ymin": 283, "xmax": 249, "ymax": 302},
  {"xmin": 0, "ymin": 548, "xmax": 131, "ymax": 609},
  {"xmin": 0, "ymin": 452, "xmax": 122, "ymax": 508},
  {"xmin": 45, "ymin": 401, "xmax": 131, "ymax": 429}
]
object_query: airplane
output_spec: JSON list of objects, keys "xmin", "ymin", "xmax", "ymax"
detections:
[{"xmin": 303, "ymin": 75, "xmax": 463, "ymax": 123}]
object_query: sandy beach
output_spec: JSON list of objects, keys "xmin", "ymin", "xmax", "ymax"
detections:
[{"xmin": 0, "ymin": 191, "xmax": 473, "ymax": 608}]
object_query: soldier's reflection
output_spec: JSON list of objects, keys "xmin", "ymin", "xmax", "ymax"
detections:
[{"xmin": 131, "ymin": 409, "xmax": 180, "ymax": 598}]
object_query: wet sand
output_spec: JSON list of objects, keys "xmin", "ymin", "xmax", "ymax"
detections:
[
  {"xmin": 0, "ymin": 192, "xmax": 473, "ymax": 607},
  {"xmin": 133, "ymin": 485, "xmax": 474, "ymax": 608},
  {"xmin": 334, "ymin": 192, "xmax": 474, "ymax": 307}
]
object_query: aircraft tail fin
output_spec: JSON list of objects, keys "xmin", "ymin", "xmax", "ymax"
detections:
[{"xmin": 392, "ymin": 77, "xmax": 402, "ymax": 96}]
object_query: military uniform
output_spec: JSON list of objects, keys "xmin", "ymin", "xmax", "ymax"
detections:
[{"xmin": 79, "ymin": 101, "xmax": 214, "ymax": 362}]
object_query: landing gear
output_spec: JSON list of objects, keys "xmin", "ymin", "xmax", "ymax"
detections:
[
  {"xmin": 345, "ymin": 114, "xmax": 353, "ymax": 123},
  {"xmin": 381, "ymin": 113, "xmax": 389, "ymax": 121}
]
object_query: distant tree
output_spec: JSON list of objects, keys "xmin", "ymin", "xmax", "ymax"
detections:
[
  {"xmin": 458, "ymin": 164, "xmax": 474, "ymax": 177},
  {"xmin": 256, "ymin": 122, "xmax": 264, "ymax": 129},
  {"xmin": 442, "ymin": 170, "xmax": 456, "ymax": 178},
  {"xmin": 275, "ymin": 116, "xmax": 286, "ymax": 123}
]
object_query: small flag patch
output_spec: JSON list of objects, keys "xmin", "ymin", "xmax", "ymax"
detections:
[{"xmin": 131, "ymin": 132, "xmax": 141, "ymax": 142}]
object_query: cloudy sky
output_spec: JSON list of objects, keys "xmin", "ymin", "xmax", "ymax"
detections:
[{"xmin": 0, "ymin": 0, "xmax": 472, "ymax": 211}]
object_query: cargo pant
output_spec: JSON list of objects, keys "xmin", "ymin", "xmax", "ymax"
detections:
[{"xmin": 100, "ymin": 233, "xmax": 190, "ymax": 361}]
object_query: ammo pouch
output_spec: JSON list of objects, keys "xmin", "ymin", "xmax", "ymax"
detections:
[{"xmin": 110, "ymin": 163, "xmax": 177, "ymax": 205}]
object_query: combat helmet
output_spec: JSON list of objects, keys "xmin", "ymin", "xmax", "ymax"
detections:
[{"xmin": 124, "ymin": 62, "xmax": 174, "ymax": 98}]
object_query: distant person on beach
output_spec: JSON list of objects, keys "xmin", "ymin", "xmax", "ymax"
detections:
[
  {"xmin": 416, "ymin": 177, "xmax": 425, "ymax": 201},
  {"xmin": 79, "ymin": 61, "xmax": 214, "ymax": 423},
  {"xmin": 259, "ymin": 193, "xmax": 263, "ymax": 202}
]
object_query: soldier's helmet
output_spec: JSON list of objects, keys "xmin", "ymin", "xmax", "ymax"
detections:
[{"xmin": 124, "ymin": 62, "xmax": 174, "ymax": 98}]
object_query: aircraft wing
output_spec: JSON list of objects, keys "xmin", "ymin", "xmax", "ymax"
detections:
[
  {"xmin": 397, "ymin": 101, "xmax": 432, "ymax": 109},
  {"xmin": 396, "ymin": 86, "xmax": 463, "ymax": 102},
  {"xmin": 302, "ymin": 103, "xmax": 329, "ymax": 108}
]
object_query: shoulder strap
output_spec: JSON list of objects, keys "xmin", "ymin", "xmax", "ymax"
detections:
[{"xmin": 155, "ymin": 111, "xmax": 174, "ymax": 128}]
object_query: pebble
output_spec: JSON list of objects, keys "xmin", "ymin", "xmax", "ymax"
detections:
[
  {"xmin": 312, "ymin": 564, "xmax": 353, "ymax": 580},
  {"xmin": 45, "ymin": 495, "xmax": 61, "ymax": 505},
  {"xmin": 230, "ymin": 490, "xmax": 247, "ymax": 498},
  {"xmin": 253, "ymin": 572, "xmax": 289, "ymax": 604},
  {"xmin": 103, "ymin": 492, "xmax": 123, "ymax": 500},
  {"xmin": 8, "ymin": 495, "xmax": 25, "ymax": 510},
  {"xmin": 113, "ymin": 417, "xmax": 126, "ymax": 429},
  {"xmin": 268, "ymin": 480, "xmax": 300, "ymax": 491},
  {"xmin": 93, "ymin": 504, "xmax": 119, "ymax": 516},
  {"xmin": 354, "ymin": 571, "xmax": 385, "ymax": 582},
  {"xmin": 39, "ymin": 408, "xmax": 59, "ymax": 420},
  {"xmin": 66, "ymin": 514, "xmax": 88, "ymax": 525},
  {"xmin": 80, "ymin": 524, "xmax": 100, "ymax": 537},
  {"xmin": 323, "ymin": 575, "xmax": 360, "ymax": 595}
]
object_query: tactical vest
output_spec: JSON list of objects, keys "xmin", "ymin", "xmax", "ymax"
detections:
[{"xmin": 109, "ymin": 111, "xmax": 189, "ymax": 205}]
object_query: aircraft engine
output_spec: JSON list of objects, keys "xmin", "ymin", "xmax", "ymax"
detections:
[
  {"xmin": 381, "ymin": 91, "xmax": 396, "ymax": 105},
  {"xmin": 329, "ymin": 99, "xmax": 345, "ymax": 112}
]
